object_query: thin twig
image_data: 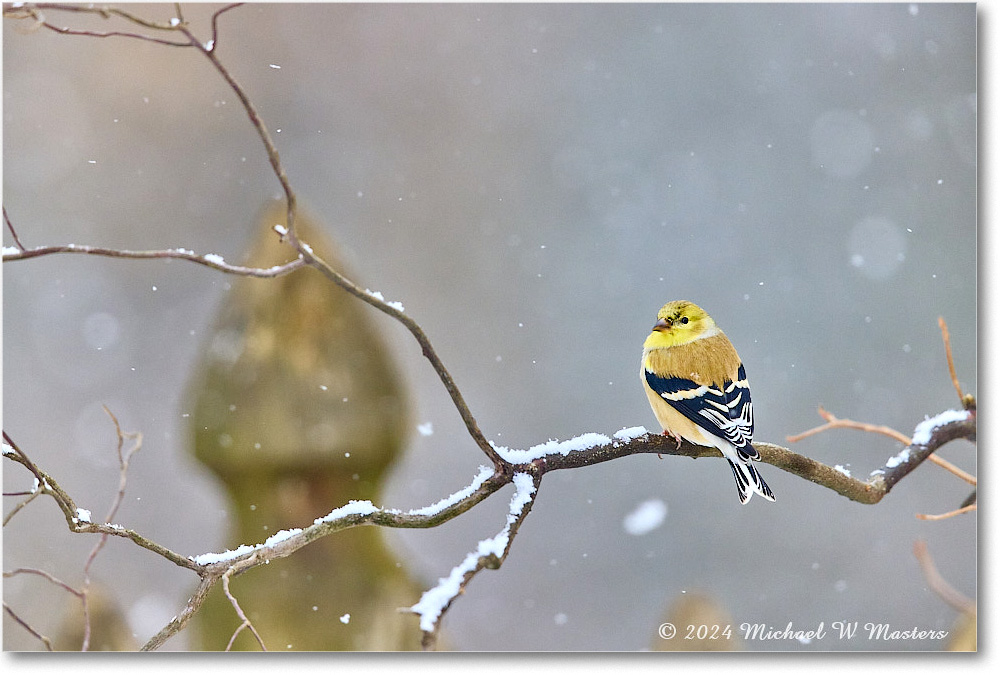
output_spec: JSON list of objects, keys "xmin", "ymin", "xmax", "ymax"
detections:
[
  {"xmin": 210, "ymin": 3, "xmax": 243, "ymax": 50},
  {"xmin": 924, "ymin": 453, "xmax": 976, "ymax": 486},
  {"xmin": 4, "ymin": 567, "xmax": 84, "ymax": 598},
  {"xmin": 3, "ymin": 484, "xmax": 42, "ymax": 526},
  {"xmin": 938, "ymin": 317, "xmax": 966, "ymax": 404},
  {"xmin": 788, "ymin": 406, "xmax": 976, "ymax": 486},
  {"xmin": 3, "ymin": 568, "xmax": 82, "ymax": 650},
  {"xmin": 2, "ymin": 244, "xmax": 306, "ymax": 278},
  {"xmin": 77, "ymin": 407, "xmax": 143, "ymax": 651},
  {"xmin": 913, "ymin": 540, "xmax": 976, "ymax": 615},
  {"xmin": 3, "ymin": 603, "xmax": 54, "ymax": 651},
  {"xmin": 787, "ymin": 406, "xmax": 912, "ymax": 445},
  {"xmin": 176, "ymin": 15, "xmax": 297, "ymax": 243},
  {"xmin": 4, "ymin": 432, "xmax": 201, "ymax": 571},
  {"xmin": 222, "ymin": 567, "xmax": 267, "ymax": 651},
  {"xmin": 916, "ymin": 504, "xmax": 977, "ymax": 522},
  {"xmin": 29, "ymin": 20, "xmax": 191, "ymax": 46},
  {"xmin": 3, "ymin": 206, "xmax": 26, "ymax": 251},
  {"xmin": 20, "ymin": 3, "xmax": 185, "ymax": 30}
]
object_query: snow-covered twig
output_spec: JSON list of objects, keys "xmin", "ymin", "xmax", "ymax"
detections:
[
  {"xmin": 407, "ymin": 473, "xmax": 538, "ymax": 650},
  {"xmin": 2, "ymin": 243, "xmax": 306, "ymax": 278}
]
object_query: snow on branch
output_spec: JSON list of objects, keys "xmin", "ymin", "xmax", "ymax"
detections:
[
  {"xmin": 407, "ymin": 473, "xmax": 538, "ymax": 650},
  {"xmin": 1, "ymin": 243, "xmax": 306, "ymax": 278}
]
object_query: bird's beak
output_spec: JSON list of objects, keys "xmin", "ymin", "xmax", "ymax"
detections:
[{"xmin": 652, "ymin": 318, "xmax": 670, "ymax": 332}]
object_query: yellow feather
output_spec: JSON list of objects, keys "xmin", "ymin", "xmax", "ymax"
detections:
[{"xmin": 643, "ymin": 333, "xmax": 742, "ymax": 387}]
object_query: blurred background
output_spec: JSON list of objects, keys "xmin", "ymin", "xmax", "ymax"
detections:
[{"xmin": 3, "ymin": 2, "xmax": 976, "ymax": 651}]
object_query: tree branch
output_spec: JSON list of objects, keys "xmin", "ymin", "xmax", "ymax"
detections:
[
  {"xmin": 222, "ymin": 567, "xmax": 266, "ymax": 652},
  {"xmin": 1, "ymin": 242, "xmax": 306, "ymax": 278},
  {"xmin": 3, "ymin": 602, "xmax": 54, "ymax": 651},
  {"xmin": 407, "ymin": 472, "xmax": 539, "ymax": 650},
  {"xmin": 913, "ymin": 540, "xmax": 975, "ymax": 616}
]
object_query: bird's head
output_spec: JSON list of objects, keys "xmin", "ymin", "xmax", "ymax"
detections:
[{"xmin": 643, "ymin": 300, "xmax": 718, "ymax": 350}]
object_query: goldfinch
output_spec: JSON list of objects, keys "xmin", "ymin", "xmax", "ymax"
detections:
[{"xmin": 641, "ymin": 301, "xmax": 775, "ymax": 504}]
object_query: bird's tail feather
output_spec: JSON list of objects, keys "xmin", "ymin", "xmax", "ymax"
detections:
[{"xmin": 727, "ymin": 459, "xmax": 775, "ymax": 504}]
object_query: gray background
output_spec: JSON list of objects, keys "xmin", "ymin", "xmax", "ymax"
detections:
[{"xmin": 3, "ymin": 3, "xmax": 976, "ymax": 651}]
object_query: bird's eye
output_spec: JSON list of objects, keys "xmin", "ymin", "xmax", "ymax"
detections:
[{"xmin": 680, "ymin": 316, "xmax": 689, "ymax": 324}]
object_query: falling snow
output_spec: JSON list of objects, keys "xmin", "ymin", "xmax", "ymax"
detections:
[{"xmin": 622, "ymin": 499, "xmax": 667, "ymax": 536}]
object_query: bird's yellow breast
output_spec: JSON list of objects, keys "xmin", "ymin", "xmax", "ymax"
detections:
[{"xmin": 642, "ymin": 332, "xmax": 741, "ymax": 386}]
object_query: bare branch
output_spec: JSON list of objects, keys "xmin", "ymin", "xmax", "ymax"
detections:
[
  {"xmin": 27, "ymin": 19, "xmax": 192, "ymax": 47},
  {"xmin": 786, "ymin": 406, "xmax": 912, "ymax": 445},
  {"xmin": 17, "ymin": 3, "xmax": 185, "ymax": 30},
  {"xmin": 2, "ymin": 242, "xmax": 306, "ymax": 278},
  {"xmin": 3, "ymin": 2, "xmax": 194, "ymax": 46},
  {"xmin": 3, "ymin": 206, "xmax": 26, "ymax": 251},
  {"xmin": 3, "ymin": 568, "xmax": 82, "ymax": 650},
  {"xmin": 222, "ymin": 567, "xmax": 266, "ymax": 651},
  {"xmin": 4, "ymin": 567, "xmax": 84, "ymax": 598},
  {"xmin": 915, "ymin": 504, "xmax": 977, "ymax": 522},
  {"xmin": 140, "ymin": 575, "xmax": 215, "ymax": 652},
  {"xmin": 210, "ymin": 3, "xmax": 243, "ymax": 51},
  {"xmin": 3, "ymin": 481, "xmax": 43, "ymax": 526},
  {"xmin": 913, "ymin": 540, "xmax": 976, "ymax": 616},
  {"xmin": 75, "ymin": 407, "xmax": 143, "ymax": 651},
  {"xmin": 924, "ymin": 453, "xmax": 976, "ymax": 487},
  {"xmin": 3, "ymin": 603, "xmax": 54, "ymax": 651},
  {"xmin": 3, "ymin": 432, "xmax": 201, "ymax": 572},
  {"xmin": 787, "ymin": 405, "xmax": 976, "ymax": 490},
  {"xmin": 938, "ymin": 317, "xmax": 965, "ymax": 404},
  {"xmin": 174, "ymin": 15, "xmax": 298, "ymax": 246}
]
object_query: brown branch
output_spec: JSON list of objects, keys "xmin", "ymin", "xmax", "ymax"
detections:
[
  {"xmin": 915, "ymin": 504, "xmax": 977, "ymax": 522},
  {"xmin": 3, "ymin": 602, "xmax": 54, "ymax": 651},
  {"xmin": 76, "ymin": 407, "xmax": 143, "ymax": 651},
  {"xmin": 913, "ymin": 540, "xmax": 976, "ymax": 616},
  {"xmin": 15, "ymin": 3, "xmax": 185, "ymax": 30},
  {"xmin": 786, "ymin": 406, "xmax": 911, "ymax": 445},
  {"xmin": 3, "ymin": 432, "xmax": 201, "ymax": 572},
  {"xmin": 6, "ymin": 2, "xmax": 504, "ymax": 470},
  {"xmin": 140, "ymin": 575, "xmax": 215, "ymax": 652},
  {"xmin": 4, "ymin": 567, "xmax": 84, "ymax": 598},
  {"xmin": 7, "ymin": 403, "xmax": 976, "ymax": 650},
  {"xmin": 222, "ymin": 567, "xmax": 266, "ymax": 651},
  {"xmin": 209, "ymin": 3, "xmax": 243, "ymax": 51},
  {"xmin": 175, "ymin": 12, "xmax": 297, "ymax": 246},
  {"xmin": 4, "ymin": 3, "xmax": 190, "ymax": 46},
  {"xmin": 3, "ymin": 481, "xmax": 42, "ymax": 526},
  {"xmin": 938, "ymin": 317, "xmax": 965, "ymax": 404},
  {"xmin": 3, "ymin": 205, "xmax": 26, "ymax": 251},
  {"xmin": 29, "ymin": 19, "xmax": 192, "ymax": 46},
  {"xmin": 788, "ymin": 406, "xmax": 976, "ymax": 488},
  {"xmin": 924, "ymin": 454, "xmax": 976, "ymax": 487},
  {"xmin": 3, "ymin": 568, "xmax": 82, "ymax": 650},
  {"xmin": 2, "ymin": 242, "xmax": 306, "ymax": 278},
  {"xmin": 138, "ymin": 411, "xmax": 973, "ymax": 648}
]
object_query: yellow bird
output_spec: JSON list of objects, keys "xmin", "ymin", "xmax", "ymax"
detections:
[{"xmin": 641, "ymin": 300, "xmax": 775, "ymax": 504}]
